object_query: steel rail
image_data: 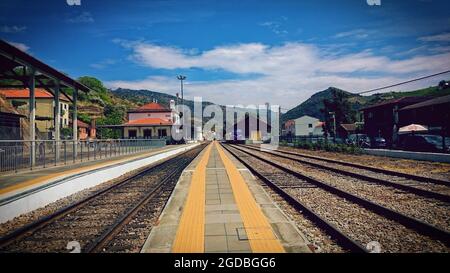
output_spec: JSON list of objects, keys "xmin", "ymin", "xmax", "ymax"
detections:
[
  {"xmin": 221, "ymin": 143, "xmax": 367, "ymax": 253},
  {"xmin": 0, "ymin": 144, "xmax": 206, "ymax": 250},
  {"xmin": 84, "ymin": 161, "xmax": 188, "ymax": 253},
  {"xmin": 240, "ymin": 144, "xmax": 450, "ymax": 203},
  {"xmin": 228, "ymin": 144, "xmax": 450, "ymax": 247},
  {"xmin": 247, "ymin": 144, "xmax": 449, "ymax": 186}
]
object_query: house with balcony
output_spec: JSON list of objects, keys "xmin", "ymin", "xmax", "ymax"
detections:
[{"xmin": 0, "ymin": 88, "xmax": 71, "ymax": 139}]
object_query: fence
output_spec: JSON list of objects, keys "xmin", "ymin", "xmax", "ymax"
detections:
[
  {"xmin": 0, "ymin": 139, "xmax": 166, "ymax": 173},
  {"xmin": 280, "ymin": 135, "xmax": 340, "ymax": 144}
]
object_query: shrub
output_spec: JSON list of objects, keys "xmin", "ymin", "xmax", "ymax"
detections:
[
  {"xmin": 304, "ymin": 142, "xmax": 313, "ymax": 150},
  {"xmin": 280, "ymin": 138, "xmax": 363, "ymax": 155}
]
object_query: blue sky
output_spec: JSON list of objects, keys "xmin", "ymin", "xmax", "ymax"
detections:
[{"xmin": 1, "ymin": 0, "xmax": 450, "ymax": 108}]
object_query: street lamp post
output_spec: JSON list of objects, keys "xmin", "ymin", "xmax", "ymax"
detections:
[
  {"xmin": 329, "ymin": 111, "xmax": 336, "ymax": 143},
  {"xmin": 177, "ymin": 75, "xmax": 186, "ymax": 106},
  {"xmin": 177, "ymin": 75, "xmax": 186, "ymax": 141}
]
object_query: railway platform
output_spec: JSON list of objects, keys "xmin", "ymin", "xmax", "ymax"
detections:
[
  {"xmin": 142, "ymin": 141, "xmax": 311, "ymax": 253},
  {"xmin": 0, "ymin": 143, "xmax": 199, "ymax": 223}
]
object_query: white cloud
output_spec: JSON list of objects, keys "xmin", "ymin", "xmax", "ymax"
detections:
[
  {"xmin": 259, "ymin": 17, "xmax": 288, "ymax": 35},
  {"xmin": 429, "ymin": 46, "xmax": 450, "ymax": 53},
  {"xmin": 67, "ymin": 11, "xmax": 94, "ymax": 23},
  {"xmin": 106, "ymin": 41, "xmax": 450, "ymax": 108},
  {"xmin": 419, "ymin": 32, "xmax": 450, "ymax": 42},
  {"xmin": 0, "ymin": 25, "xmax": 26, "ymax": 33},
  {"xmin": 333, "ymin": 29, "xmax": 369, "ymax": 39}
]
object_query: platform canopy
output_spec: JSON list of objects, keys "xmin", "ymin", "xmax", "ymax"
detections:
[
  {"xmin": 0, "ymin": 39, "xmax": 92, "ymax": 165},
  {"xmin": 0, "ymin": 39, "xmax": 90, "ymax": 93}
]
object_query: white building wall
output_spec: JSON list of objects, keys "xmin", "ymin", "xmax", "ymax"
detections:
[
  {"xmin": 129, "ymin": 112, "xmax": 172, "ymax": 121},
  {"xmin": 294, "ymin": 115, "xmax": 320, "ymax": 136},
  {"xmin": 124, "ymin": 126, "xmax": 171, "ymax": 138}
]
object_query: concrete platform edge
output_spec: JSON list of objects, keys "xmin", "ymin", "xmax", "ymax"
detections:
[{"xmin": 0, "ymin": 143, "xmax": 199, "ymax": 223}]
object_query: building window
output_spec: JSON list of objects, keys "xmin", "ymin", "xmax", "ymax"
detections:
[
  {"xmin": 158, "ymin": 129, "xmax": 167, "ymax": 137},
  {"xmin": 143, "ymin": 129, "xmax": 152, "ymax": 138},
  {"xmin": 128, "ymin": 129, "xmax": 137, "ymax": 138},
  {"xmin": 368, "ymin": 112, "xmax": 373, "ymax": 118},
  {"xmin": 147, "ymin": 114, "xmax": 151, "ymax": 117},
  {"xmin": 308, "ymin": 123, "xmax": 313, "ymax": 128}
]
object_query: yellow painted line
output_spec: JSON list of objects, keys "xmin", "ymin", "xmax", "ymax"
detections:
[
  {"xmin": 0, "ymin": 146, "xmax": 175, "ymax": 195},
  {"xmin": 215, "ymin": 142, "xmax": 285, "ymax": 253},
  {"xmin": 172, "ymin": 142, "xmax": 213, "ymax": 253}
]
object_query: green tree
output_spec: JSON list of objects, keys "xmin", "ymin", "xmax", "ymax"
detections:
[
  {"xmin": 320, "ymin": 88, "xmax": 356, "ymax": 137},
  {"xmin": 96, "ymin": 104, "xmax": 126, "ymax": 139},
  {"xmin": 77, "ymin": 76, "xmax": 112, "ymax": 104}
]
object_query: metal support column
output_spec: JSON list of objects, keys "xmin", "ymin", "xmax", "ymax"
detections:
[
  {"xmin": 72, "ymin": 88, "xmax": 78, "ymax": 157},
  {"xmin": 54, "ymin": 80, "xmax": 61, "ymax": 161},
  {"xmin": 28, "ymin": 68, "xmax": 36, "ymax": 167}
]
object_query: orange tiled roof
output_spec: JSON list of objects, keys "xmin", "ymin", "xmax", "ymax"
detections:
[
  {"xmin": 0, "ymin": 88, "xmax": 71, "ymax": 101},
  {"xmin": 128, "ymin": 102, "xmax": 171, "ymax": 113},
  {"xmin": 124, "ymin": 118, "xmax": 172, "ymax": 126},
  {"xmin": 340, "ymin": 123, "xmax": 356, "ymax": 131},
  {"xmin": 77, "ymin": 120, "xmax": 90, "ymax": 128},
  {"xmin": 315, "ymin": 121, "xmax": 325, "ymax": 128},
  {"xmin": 137, "ymin": 102, "xmax": 168, "ymax": 111}
]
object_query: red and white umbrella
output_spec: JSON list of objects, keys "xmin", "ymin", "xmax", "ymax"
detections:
[{"xmin": 398, "ymin": 124, "xmax": 428, "ymax": 134}]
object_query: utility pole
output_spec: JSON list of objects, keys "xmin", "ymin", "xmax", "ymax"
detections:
[
  {"xmin": 329, "ymin": 111, "xmax": 336, "ymax": 143},
  {"xmin": 177, "ymin": 75, "xmax": 186, "ymax": 141},
  {"xmin": 177, "ymin": 75, "xmax": 186, "ymax": 106}
]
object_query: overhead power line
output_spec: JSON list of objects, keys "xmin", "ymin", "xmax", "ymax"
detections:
[{"xmin": 357, "ymin": 69, "xmax": 450, "ymax": 95}]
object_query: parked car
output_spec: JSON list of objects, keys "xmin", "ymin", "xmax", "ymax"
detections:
[
  {"xmin": 370, "ymin": 137, "xmax": 387, "ymax": 148},
  {"xmin": 400, "ymin": 134, "xmax": 450, "ymax": 153},
  {"xmin": 346, "ymin": 134, "xmax": 371, "ymax": 147}
]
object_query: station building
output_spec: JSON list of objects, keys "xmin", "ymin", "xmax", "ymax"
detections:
[
  {"xmin": 399, "ymin": 94, "xmax": 450, "ymax": 138},
  {"xmin": 360, "ymin": 96, "xmax": 429, "ymax": 146},
  {"xmin": 223, "ymin": 114, "xmax": 272, "ymax": 143},
  {"xmin": 121, "ymin": 100, "xmax": 179, "ymax": 139}
]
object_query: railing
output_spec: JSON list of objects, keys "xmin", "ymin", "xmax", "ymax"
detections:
[
  {"xmin": 280, "ymin": 135, "xmax": 342, "ymax": 144},
  {"xmin": 0, "ymin": 139, "xmax": 166, "ymax": 174}
]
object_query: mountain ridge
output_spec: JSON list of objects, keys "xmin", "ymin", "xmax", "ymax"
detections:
[{"xmin": 282, "ymin": 83, "xmax": 450, "ymax": 122}]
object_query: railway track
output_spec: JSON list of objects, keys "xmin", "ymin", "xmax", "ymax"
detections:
[
  {"xmin": 223, "ymin": 143, "xmax": 450, "ymax": 252},
  {"xmin": 238, "ymin": 144, "xmax": 450, "ymax": 231},
  {"xmin": 248, "ymin": 144, "xmax": 450, "ymax": 185},
  {"xmin": 0, "ymin": 144, "xmax": 206, "ymax": 253},
  {"xmin": 244, "ymin": 144, "xmax": 450, "ymax": 201}
]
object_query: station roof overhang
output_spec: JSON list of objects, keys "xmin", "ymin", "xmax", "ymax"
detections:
[
  {"xmin": 98, "ymin": 124, "xmax": 173, "ymax": 128},
  {"xmin": 0, "ymin": 111, "xmax": 26, "ymax": 118},
  {"xmin": 0, "ymin": 39, "xmax": 91, "ymax": 98}
]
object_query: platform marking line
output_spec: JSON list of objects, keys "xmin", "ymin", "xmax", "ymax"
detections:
[
  {"xmin": 172, "ymin": 143, "xmax": 213, "ymax": 253},
  {"xmin": 215, "ymin": 142, "xmax": 285, "ymax": 253},
  {"xmin": 0, "ymin": 146, "xmax": 181, "ymax": 196}
]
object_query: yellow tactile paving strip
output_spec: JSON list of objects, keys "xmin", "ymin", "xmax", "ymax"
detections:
[
  {"xmin": 215, "ymin": 142, "xmax": 285, "ymax": 253},
  {"xmin": 0, "ymin": 146, "xmax": 176, "ymax": 196},
  {"xmin": 172, "ymin": 143, "xmax": 213, "ymax": 252}
]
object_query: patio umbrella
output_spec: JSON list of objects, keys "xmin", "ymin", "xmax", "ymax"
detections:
[{"xmin": 398, "ymin": 124, "xmax": 428, "ymax": 134}]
